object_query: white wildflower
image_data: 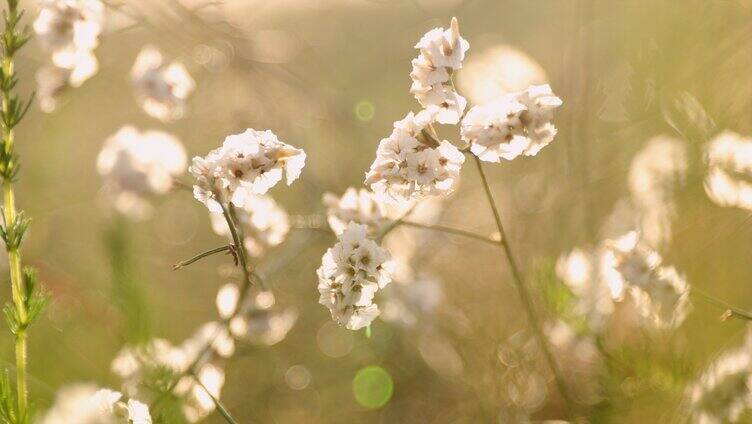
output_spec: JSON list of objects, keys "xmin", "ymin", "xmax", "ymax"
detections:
[
  {"xmin": 34, "ymin": 0, "xmax": 103, "ymax": 86},
  {"xmin": 216, "ymin": 284, "xmax": 298, "ymax": 346},
  {"xmin": 181, "ymin": 321, "xmax": 235, "ymax": 359},
  {"xmin": 323, "ymin": 187, "xmax": 387, "ymax": 235},
  {"xmin": 628, "ymin": 136, "xmax": 688, "ymax": 248},
  {"xmin": 97, "ymin": 126, "xmax": 187, "ymax": 219},
  {"xmin": 689, "ymin": 340, "xmax": 752, "ymax": 424},
  {"xmin": 131, "ymin": 45, "xmax": 195, "ymax": 122},
  {"xmin": 555, "ymin": 248, "xmax": 615, "ymax": 330},
  {"xmin": 190, "ymin": 129, "xmax": 306, "ymax": 213},
  {"xmin": 365, "ymin": 110, "xmax": 464, "ymax": 205},
  {"xmin": 40, "ymin": 384, "xmax": 151, "ymax": 424},
  {"xmin": 317, "ymin": 222, "xmax": 392, "ymax": 330},
  {"xmin": 462, "ymin": 84, "xmax": 562, "ymax": 162},
  {"xmin": 605, "ymin": 231, "xmax": 691, "ymax": 329},
  {"xmin": 209, "ymin": 194, "xmax": 289, "ymax": 257},
  {"xmin": 111, "ymin": 339, "xmax": 189, "ymax": 398},
  {"xmin": 409, "ymin": 17, "xmax": 469, "ymax": 124},
  {"xmin": 704, "ymin": 131, "xmax": 752, "ymax": 210},
  {"xmin": 175, "ymin": 363, "xmax": 225, "ymax": 423},
  {"xmin": 381, "ymin": 275, "xmax": 443, "ymax": 328}
]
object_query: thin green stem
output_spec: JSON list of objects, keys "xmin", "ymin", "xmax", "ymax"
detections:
[
  {"xmin": 192, "ymin": 372, "xmax": 238, "ymax": 424},
  {"xmin": 692, "ymin": 287, "xmax": 752, "ymax": 321},
  {"xmin": 396, "ymin": 220, "xmax": 500, "ymax": 246},
  {"xmin": 173, "ymin": 244, "xmax": 233, "ymax": 270},
  {"xmin": 471, "ymin": 154, "xmax": 575, "ymax": 415},
  {"xmin": 1, "ymin": 1, "xmax": 28, "ymax": 417}
]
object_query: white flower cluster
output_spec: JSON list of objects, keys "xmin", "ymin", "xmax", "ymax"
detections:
[
  {"xmin": 556, "ymin": 231, "xmax": 691, "ymax": 339},
  {"xmin": 96, "ymin": 126, "xmax": 187, "ymax": 219},
  {"xmin": 39, "ymin": 384, "xmax": 151, "ymax": 424},
  {"xmin": 410, "ymin": 17, "xmax": 469, "ymax": 124},
  {"xmin": 704, "ymin": 131, "xmax": 752, "ymax": 211},
  {"xmin": 461, "ymin": 84, "xmax": 562, "ymax": 162},
  {"xmin": 209, "ymin": 194, "xmax": 290, "ymax": 257},
  {"xmin": 216, "ymin": 283, "xmax": 298, "ymax": 346},
  {"xmin": 323, "ymin": 187, "xmax": 387, "ymax": 235},
  {"xmin": 604, "ymin": 231, "xmax": 691, "ymax": 330},
  {"xmin": 190, "ymin": 129, "xmax": 306, "ymax": 213},
  {"xmin": 627, "ymin": 136, "xmax": 687, "ymax": 249},
  {"xmin": 689, "ymin": 334, "xmax": 752, "ymax": 424},
  {"xmin": 131, "ymin": 45, "xmax": 196, "ymax": 122},
  {"xmin": 365, "ymin": 110, "xmax": 464, "ymax": 204},
  {"xmin": 34, "ymin": 0, "xmax": 104, "ymax": 111},
  {"xmin": 111, "ymin": 337, "xmax": 227, "ymax": 423},
  {"xmin": 317, "ymin": 222, "xmax": 392, "ymax": 330}
]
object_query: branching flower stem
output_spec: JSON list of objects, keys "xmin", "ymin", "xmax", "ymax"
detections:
[
  {"xmin": 173, "ymin": 244, "xmax": 234, "ymax": 270},
  {"xmin": 470, "ymin": 153, "xmax": 575, "ymax": 416}
]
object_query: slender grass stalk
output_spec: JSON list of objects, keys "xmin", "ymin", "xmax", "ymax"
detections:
[
  {"xmin": 691, "ymin": 287, "xmax": 752, "ymax": 321},
  {"xmin": 470, "ymin": 154, "xmax": 575, "ymax": 415}
]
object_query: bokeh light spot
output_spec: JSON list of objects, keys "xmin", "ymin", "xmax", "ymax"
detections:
[
  {"xmin": 354, "ymin": 100, "xmax": 375, "ymax": 122},
  {"xmin": 352, "ymin": 366, "xmax": 393, "ymax": 409}
]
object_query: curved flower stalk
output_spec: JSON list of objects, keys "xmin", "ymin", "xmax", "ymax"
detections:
[
  {"xmin": 333, "ymin": 16, "xmax": 573, "ymax": 414},
  {"xmin": 104, "ymin": 128, "xmax": 306, "ymax": 423},
  {"xmin": 0, "ymin": 1, "xmax": 48, "ymax": 422}
]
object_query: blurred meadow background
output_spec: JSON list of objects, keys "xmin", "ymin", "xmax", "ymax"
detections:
[{"xmin": 5, "ymin": 0, "xmax": 752, "ymax": 422}]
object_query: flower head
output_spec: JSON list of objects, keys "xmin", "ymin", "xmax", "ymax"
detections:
[
  {"xmin": 40, "ymin": 384, "xmax": 152, "ymax": 424},
  {"xmin": 704, "ymin": 131, "xmax": 752, "ymax": 210},
  {"xmin": 323, "ymin": 187, "xmax": 388, "ymax": 235},
  {"xmin": 409, "ymin": 18, "xmax": 469, "ymax": 124},
  {"xmin": 317, "ymin": 222, "xmax": 392, "ymax": 330},
  {"xmin": 462, "ymin": 84, "xmax": 562, "ymax": 162},
  {"xmin": 34, "ymin": 0, "xmax": 103, "ymax": 86},
  {"xmin": 365, "ymin": 111, "xmax": 464, "ymax": 205},
  {"xmin": 97, "ymin": 126, "xmax": 187, "ymax": 219},
  {"xmin": 190, "ymin": 129, "xmax": 306, "ymax": 212},
  {"xmin": 131, "ymin": 45, "xmax": 195, "ymax": 122}
]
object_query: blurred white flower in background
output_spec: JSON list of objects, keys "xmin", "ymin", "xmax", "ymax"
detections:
[
  {"xmin": 216, "ymin": 284, "xmax": 298, "ymax": 346},
  {"xmin": 704, "ymin": 131, "xmax": 752, "ymax": 210},
  {"xmin": 365, "ymin": 110, "xmax": 464, "ymax": 205},
  {"xmin": 33, "ymin": 0, "xmax": 104, "ymax": 110},
  {"xmin": 317, "ymin": 222, "xmax": 392, "ymax": 330},
  {"xmin": 175, "ymin": 363, "xmax": 225, "ymax": 423},
  {"xmin": 688, "ymin": 334, "xmax": 752, "ymax": 424},
  {"xmin": 380, "ymin": 275, "xmax": 443, "ymax": 328},
  {"xmin": 323, "ymin": 187, "xmax": 387, "ymax": 235},
  {"xmin": 131, "ymin": 45, "xmax": 195, "ymax": 122},
  {"xmin": 628, "ymin": 136, "xmax": 687, "ymax": 249},
  {"xmin": 605, "ymin": 231, "xmax": 691, "ymax": 330},
  {"xmin": 457, "ymin": 44, "xmax": 547, "ymax": 105},
  {"xmin": 111, "ymin": 338, "xmax": 189, "ymax": 398},
  {"xmin": 190, "ymin": 129, "xmax": 306, "ymax": 213},
  {"xmin": 209, "ymin": 194, "xmax": 289, "ymax": 257},
  {"xmin": 39, "ymin": 384, "xmax": 151, "ymax": 424},
  {"xmin": 410, "ymin": 17, "xmax": 469, "ymax": 124},
  {"xmin": 556, "ymin": 247, "xmax": 616, "ymax": 331},
  {"xmin": 461, "ymin": 84, "xmax": 562, "ymax": 162},
  {"xmin": 97, "ymin": 126, "xmax": 187, "ymax": 220}
]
